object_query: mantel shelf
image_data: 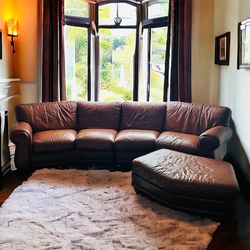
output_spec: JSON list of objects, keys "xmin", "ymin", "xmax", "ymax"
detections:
[{"xmin": 0, "ymin": 78, "xmax": 20, "ymax": 83}]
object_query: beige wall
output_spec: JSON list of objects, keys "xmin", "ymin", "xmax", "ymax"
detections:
[
  {"xmin": 192, "ymin": 0, "xmax": 250, "ymax": 181},
  {"xmin": 0, "ymin": 0, "xmax": 14, "ymax": 78},
  {"xmin": 0, "ymin": 0, "xmax": 17, "ymax": 133},
  {"xmin": 13, "ymin": 0, "xmax": 40, "ymax": 104},
  {"xmin": 191, "ymin": 0, "xmax": 220, "ymax": 105},
  {"xmin": 0, "ymin": 0, "xmax": 40, "ymax": 131},
  {"xmin": 214, "ymin": 0, "xmax": 250, "ymax": 180}
]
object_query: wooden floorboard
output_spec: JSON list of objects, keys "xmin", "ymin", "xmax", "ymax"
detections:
[{"xmin": 0, "ymin": 171, "xmax": 24, "ymax": 206}]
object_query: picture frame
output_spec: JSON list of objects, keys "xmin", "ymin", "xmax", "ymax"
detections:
[
  {"xmin": 214, "ymin": 32, "xmax": 230, "ymax": 65},
  {"xmin": 237, "ymin": 17, "xmax": 250, "ymax": 69},
  {"xmin": 0, "ymin": 31, "xmax": 2, "ymax": 60}
]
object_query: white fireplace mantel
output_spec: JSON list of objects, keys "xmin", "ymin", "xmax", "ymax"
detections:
[{"xmin": 0, "ymin": 78, "xmax": 20, "ymax": 83}]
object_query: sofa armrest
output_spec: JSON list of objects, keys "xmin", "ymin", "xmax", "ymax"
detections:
[
  {"xmin": 11, "ymin": 122, "xmax": 33, "ymax": 143},
  {"xmin": 198, "ymin": 126, "xmax": 232, "ymax": 159},
  {"xmin": 199, "ymin": 126, "xmax": 232, "ymax": 149},
  {"xmin": 10, "ymin": 122, "xmax": 33, "ymax": 173}
]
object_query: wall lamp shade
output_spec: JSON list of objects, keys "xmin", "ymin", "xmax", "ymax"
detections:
[{"xmin": 7, "ymin": 19, "xmax": 18, "ymax": 53}]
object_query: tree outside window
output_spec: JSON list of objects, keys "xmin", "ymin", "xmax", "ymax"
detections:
[{"xmin": 64, "ymin": 0, "xmax": 169, "ymax": 102}]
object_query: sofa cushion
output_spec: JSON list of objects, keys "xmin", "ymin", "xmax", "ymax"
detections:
[
  {"xmin": 75, "ymin": 129, "xmax": 117, "ymax": 150},
  {"xmin": 165, "ymin": 102, "xmax": 232, "ymax": 135},
  {"xmin": 115, "ymin": 129, "xmax": 160, "ymax": 151},
  {"xmin": 120, "ymin": 102, "xmax": 166, "ymax": 131},
  {"xmin": 156, "ymin": 131, "xmax": 199, "ymax": 155},
  {"xmin": 16, "ymin": 101, "xmax": 77, "ymax": 132},
  {"xmin": 33, "ymin": 129, "xmax": 77, "ymax": 153},
  {"xmin": 78, "ymin": 102, "xmax": 121, "ymax": 130}
]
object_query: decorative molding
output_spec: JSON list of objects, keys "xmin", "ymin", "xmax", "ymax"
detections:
[
  {"xmin": 0, "ymin": 78, "xmax": 20, "ymax": 176},
  {"xmin": 0, "ymin": 78, "xmax": 20, "ymax": 83},
  {"xmin": 0, "ymin": 78, "xmax": 20, "ymax": 104}
]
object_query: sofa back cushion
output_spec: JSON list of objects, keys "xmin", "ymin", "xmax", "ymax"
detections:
[
  {"xmin": 78, "ymin": 102, "xmax": 121, "ymax": 130},
  {"xmin": 16, "ymin": 101, "xmax": 77, "ymax": 132},
  {"xmin": 165, "ymin": 102, "xmax": 231, "ymax": 135},
  {"xmin": 120, "ymin": 102, "xmax": 166, "ymax": 131}
]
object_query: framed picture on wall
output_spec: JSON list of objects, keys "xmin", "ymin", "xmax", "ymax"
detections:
[
  {"xmin": 238, "ymin": 17, "xmax": 250, "ymax": 69},
  {"xmin": 0, "ymin": 31, "xmax": 2, "ymax": 60},
  {"xmin": 214, "ymin": 32, "xmax": 230, "ymax": 65}
]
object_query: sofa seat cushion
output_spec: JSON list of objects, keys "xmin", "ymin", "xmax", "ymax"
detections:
[
  {"xmin": 75, "ymin": 129, "xmax": 117, "ymax": 150},
  {"xmin": 115, "ymin": 129, "xmax": 160, "ymax": 151},
  {"xmin": 33, "ymin": 129, "xmax": 77, "ymax": 153},
  {"xmin": 156, "ymin": 131, "xmax": 199, "ymax": 154}
]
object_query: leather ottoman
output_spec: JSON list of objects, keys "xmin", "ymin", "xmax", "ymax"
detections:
[{"xmin": 132, "ymin": 149, "xmax": 240, "ymax": 218}]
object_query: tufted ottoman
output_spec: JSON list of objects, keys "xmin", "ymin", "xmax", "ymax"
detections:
[{"xmin": 132, "ymin": 149, "xmax": 240, "ymax": 218}]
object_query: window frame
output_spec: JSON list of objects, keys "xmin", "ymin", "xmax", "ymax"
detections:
[
  {"xmin": 96, "ymin": 0, "xmax": 141, "ymax": 101},
  {"xmin": 142, "ymin": 0, "xmax": 170, "ymax": 102},
  {"xmin": 64, "ymin": 0, "xmax": 170, "ymax": 102},
  {"xmin": 64, "ymin": 13, "xmax": 91, "ymax": 101}
]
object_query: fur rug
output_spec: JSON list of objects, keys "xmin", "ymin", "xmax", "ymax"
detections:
[{"xmin": 0, "ymin": 169, "xmax": 219, "ymax": 249}]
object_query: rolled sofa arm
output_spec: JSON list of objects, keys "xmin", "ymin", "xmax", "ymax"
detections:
[
  {"xmin": 10, "ymin": 122, "xmax": 33, "ymax": 174},
  {"xmin": 198, "ymin": 126, "xmax": 233, "ymax": 160}
]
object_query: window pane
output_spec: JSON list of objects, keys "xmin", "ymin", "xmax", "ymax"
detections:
[
  {"xmin": 99, "ymin": 29, "xmax": 135, "ymax": 101},
  {"xmin": 150, "ymin": 27, "xmax": 167, "ymax": 102},
  {"xmin": 151, "ymin": 27, "xmax": 167, "ymax": 65},
  {"xmin": 148, "ymin": 0, "xmax": 169, "ymax": 19},
  {"xmin": 65, "ymin": 0, "xmax": 89, "ymax": 17},
  {"xmin": 64, "ymin": 26, "xmax": 88, "ymax": 101},
  {"xmin": 99, "ymin": 3, "xmax": 136, "ymax": 26}
]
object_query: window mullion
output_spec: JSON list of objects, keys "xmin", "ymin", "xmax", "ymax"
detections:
[
  {"xmin": 64, "ymin": 16, "xmax": 90, "ymax": 27},
  {"xmin": 146, "ymin": 28, "xmax": 151, "ymax": 102},
  {"xmin": 133, "ymin": 4, "xmax": 141, "ymax": 101}
]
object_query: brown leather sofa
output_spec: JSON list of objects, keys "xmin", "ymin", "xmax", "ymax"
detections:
[{"xmin": 11, "ymin": 101, "xmax": 233, "ymax": 174}]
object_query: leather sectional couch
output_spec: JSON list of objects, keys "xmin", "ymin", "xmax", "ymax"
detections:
[{"xmin": 11, "ymin": 101, "xmax": 233, "ymax": 174}]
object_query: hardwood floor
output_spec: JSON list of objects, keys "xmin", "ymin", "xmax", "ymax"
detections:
[
  {"xmin": 208, "ymin": 195, "xmax": 250, "ymax": 250},
  {"xmin": 0, "ymin": 171, "xmax": 23, "ymax": 206},
  {"xmin": 0, "ymin": 170, "xmax": 250, "ymax": 249}
]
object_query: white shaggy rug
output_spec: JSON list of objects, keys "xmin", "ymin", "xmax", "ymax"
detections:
[{"xmin": 0, "ymin": 169, "xmax": 219, "ymax": 249}]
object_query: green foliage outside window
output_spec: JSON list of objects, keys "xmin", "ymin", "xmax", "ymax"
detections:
[
  {"xmin": 65, "ymin": 0, "xmax": 89, "ymax": 17},
  {"xmin": 99, "ymin": 29, "xmax": 135, "ymax": 101},
  {"xmin": 150, "ymin": 27, "xmax": 167, "ymax": 102},
  {"xmin": 64, "ymin": 0, "xmax": 168, "ymax": 102},
  {"xmin": 65, "ymin": 26, "xmax": 88, "ymax": 100}
]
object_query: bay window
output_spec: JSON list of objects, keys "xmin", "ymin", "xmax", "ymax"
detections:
[{"xmin": 64, "ymin": 0, "xmax": 169, "ymax": 102}]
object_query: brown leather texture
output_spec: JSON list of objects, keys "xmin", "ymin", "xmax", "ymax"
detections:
[
  {"xmin": 76, "ymin": 129, "xmax": 117, "ymax": 150},
  {"xmin": 165, "ymin": 102, "xmax": 232, "ymax": 135},
  {"xmin": 74, "ymin": 150, "xmax": 113, "ymax": 163},
  {"xmin": 132, "ymin": 174, "xmax": 235, "ymax": 218},
  {"xmin": 199, "ymin": 126, "xmax": 233, "ymax": 149},
  {"xmin": 11, "ymin": 122, "xmax": 33, "ymax": 143},
  {"xmin": 33, "ymin": 129, "xmax": 77, "ymax": 153},
  {"xmin": 10, "ymin": 122, "xmax": 33, "ymax": 172},
  {"xmin": 133, "ymin": 149, "xmax": 240, "ymax": 202},
  {"xmin": 116, "ymin": 151, "xmax": 152, "ymax": 164},
  {"xmin": 78, "ymin": 102, "xmax": 121, "ymax": 130},
  {"xmin": 120, "ymin": 102, "xmax": 166, "ymax": 131},
  {"xmin": 16, "ymin": 101, "xmax": 77, "ymax": 132},
  {"xmin": 11, "ymin": 101, "xmax": 233, "ymax": 173},
  {"xmin": 32, "ymin": 150, "xmax": 114, "ymax": 168},
  {"xmin": 115, "ymin": 129, "xmax": 160, "ymax": 151},
  {"xmin": 156, "ymin": 131, "xmax": 199, "ymax": 154}
]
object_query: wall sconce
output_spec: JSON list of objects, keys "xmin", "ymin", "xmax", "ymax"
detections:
[{"xmin": 7, "ymin": 19, "xmax": 18, "ymax": 53}]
